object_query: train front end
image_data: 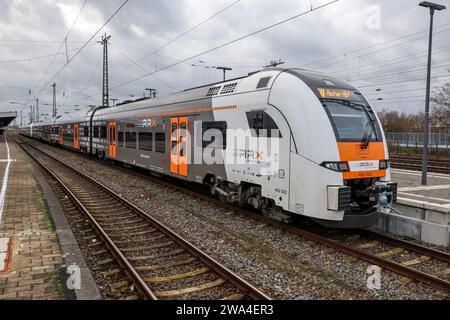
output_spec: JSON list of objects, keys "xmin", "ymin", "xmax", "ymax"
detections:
[
  {"xmin": 269, "ymin": 69, "xmax": 397, "ymax": 228},
  {"xmin": 316, "ymin": 87, "xmax": 397, "ymax": 228}
]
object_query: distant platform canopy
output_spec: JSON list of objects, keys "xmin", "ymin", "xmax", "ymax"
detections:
[{"xmin": 0, "ymin": 111, "xmax": 17, "ymax": 129}]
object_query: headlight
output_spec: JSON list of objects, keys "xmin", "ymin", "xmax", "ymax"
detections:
[
  {"xmin": 320, "ymin": 161, "xmax": 350, "ymax": 172},
  {"xmin": 379, "ymin": 160, "xmax": 390, "ymax": 170}
]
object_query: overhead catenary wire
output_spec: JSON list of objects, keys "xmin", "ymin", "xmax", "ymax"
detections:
[
  {"xmin": 29, "ymin": 0, "xmax": 89, "ymax": 101},
  {"xmin": 110, "ymin": 0, "xmax": 339, "ymax": 91},
  {"xmin": 301, "ymin": 21, "xmax": 450, "ymax": 69},
  {"xmin": 349, "ymin": 62, "xmax": 450, "ymax": 82},
  {"xmin": 156, "ymin": 0, "xmax": 242, "ymax": 53},
  {"xmin": 64, "ymin": 0, "xmax": 339, "ymax": 106},
  {"xmin": 109, "ymin": 42, "xmax": 179, "ymax": 90},
  {"xmin": 0, "ymin": 39, "xmax": 86, "ymax": 43},
  {"xmin": 357, "ymin": 74, "xmax": 450, "ymax": 88},
  {"xmin": 103, "ymin": 0, "xmax": 243, "ymax": 87},
  {"xmin": 0, "ymin": 44, "xmax": 94, "ymax": 64},
  {"xmin": 313, "ymin": 26, "xmax": 450, "ymax": 71},
  {"xmin": 328, "ymin": 44, "xmax": 450, "ymax": 77},
  {"xmin": 31, "ymin": 0, "xmax": 129, "ymax": 100}
]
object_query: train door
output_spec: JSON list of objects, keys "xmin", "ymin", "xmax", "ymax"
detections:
[
  {"xmin": 59, "ymin": 125, "xmax": 64, "ymax": 144},
  {"xmin": 108, "ymin": 121, "xmax": 117, "ymax": 158},
  {"xmin": 170, "ymin": 117, "xmax": 188, "ymax": 177},
  {"xmin": 73, "ymin": 124, "xmax": 79, "ymax": 149}
]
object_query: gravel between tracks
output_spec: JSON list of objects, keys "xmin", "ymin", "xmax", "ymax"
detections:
[{"xmin": 24, "ymin": 137, "xmax": 449, "ymax": 300}]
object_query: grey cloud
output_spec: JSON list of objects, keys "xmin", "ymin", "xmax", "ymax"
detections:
[{"xmin": 1, "ymin": 0, "xmax": 450, "ymax": 121}]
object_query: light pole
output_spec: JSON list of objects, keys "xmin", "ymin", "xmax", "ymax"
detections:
[
  {"xmin": 51, "ymin": 83, "xmax": 57, "ymax": 117},
  {"xmin": 419, "ymin": 1, "xmax": 446, "ymax": 185}
]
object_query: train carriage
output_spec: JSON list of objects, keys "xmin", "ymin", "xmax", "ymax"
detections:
[{"xmin": 20, "ymin": 67, "xmax": 397, "ymax": 228}]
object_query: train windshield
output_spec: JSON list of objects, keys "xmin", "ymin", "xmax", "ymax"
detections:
[{"xmin": 321, "ymin": 99, "xmax": 379, "ymax": 142}]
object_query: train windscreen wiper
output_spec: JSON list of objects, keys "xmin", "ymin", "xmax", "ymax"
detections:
[{"xmin": 361, "ymin": 121, "xmax": 373, "ymax": 148}]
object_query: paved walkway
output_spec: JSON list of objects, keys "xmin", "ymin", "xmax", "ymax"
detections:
[
  {"xmin": 0, "ymin": 135, "xmax": 66, "ymax": 299},
  {"xmin": 391, "ymin": 169, "xmax": 450, "ymax": 209}
]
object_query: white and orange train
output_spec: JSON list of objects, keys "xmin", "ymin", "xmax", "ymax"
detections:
[{"xmin": 20, "ymin": 67, "xmax": 397, "ymax": 228}]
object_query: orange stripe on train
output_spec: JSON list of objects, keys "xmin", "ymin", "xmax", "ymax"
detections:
[{"xmin": 136, "ymin": 105, "xmax": 237, "ymax": 119}]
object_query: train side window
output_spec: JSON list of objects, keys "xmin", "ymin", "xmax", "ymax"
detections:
[
  {"xmin": 155, "ymin": 132, "xmax": 165, "ymax": 153},
  {"xmin": 93, "ymin": 126, "xmax": 99, "ymax": 138},
  {"xmin": 100, "ymin": 125, "xmax": 107, "ymax": 139},
  {"xmin": 246, "ymin": 111, "xmax": 282, "ymax": 138},
  {"xmin": 118, "ymin": 132, "xmax": 124, "ymax": 147},
  {"xmin": 201, "ymin": 121, "xmax": 227, "ymax": 149},
  {"xmin": 139, "ymin": 132, "xmax": 153, "ymax": 151},
  {"xmin": 83, "ymin": 126, "xmax": 89, "ymax": 137},
  {"xmin": 125, "ymin": 132, "xmax": 137, "ymax": 149}
]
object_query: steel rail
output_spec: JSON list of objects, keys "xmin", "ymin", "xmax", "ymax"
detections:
[
  {"xmin": 15, "ymin": 137, "xmax": 270, "ymax": 300},
  {"xmin": 16, "ymin": 139, "xmax": 157, "ymax": 300},
  {"xmin": 360, "ymin": 229, "xmax": 450, "ymax": 263},
  {"xmin": 390, "ymin": 155, "xmax": 450, "ymax": 174},
  {"xmin": 88, "ymin": 148, "xmax": 450, "ymax": 293}
]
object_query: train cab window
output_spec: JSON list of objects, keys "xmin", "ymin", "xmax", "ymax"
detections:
[
  {"xmin": 155, "ymin": 132, "xmax": 165, "ymax": 153},
  {"xmin": 83, "ymin": 126, "xmax": 89, "ymax": 137},
  {"xmin": 246, "ymin": 111, "xmax": 282, "ymax": 138},
  {"xmin": 125, "ymin": 132, "xmax": 137, "ymax": 149},
  {"xmin": 118, "ymin": 132, "xmax": 124, "ymax": 147},
  {"xmin": 93, "ymin": 126, "xmax": 99, "ymax": 138},
  {"xmin": 139, "ymin": 132, "xmax": 153, "ymax": 151},
  {"xmin": 100, "ymin": 125, "xmax": 107, "ymax": 139},
  {"xmin": 322, "ymin": 100, "xmax": 380, "ymax": 141},
  {"xmin": 201, "ymin": 121, "xmax": 227, "ymax": 149}
]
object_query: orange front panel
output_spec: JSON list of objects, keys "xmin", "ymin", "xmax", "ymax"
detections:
[
  {"xmin": 178, "ymin": 117, "xmax": 188, "ymax": 177},
  {"xmin": 108, "ymin": 122, "xmax": 117, "ymax": 158},
  {"xmin": 73, "ymin": 124, "xmax": 79, "ymax": 149},
  {"xmin": 170, "ymin": 118, "xmax": 179, "ymax": 174},
  {"xmin": 338, "ymin": 142, "xmax": 386, "ymax": 180}
]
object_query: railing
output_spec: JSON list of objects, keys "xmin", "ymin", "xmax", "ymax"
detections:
[{"xmin": 386, "ymin": 132, "xmax": 450, "ymax": 154}]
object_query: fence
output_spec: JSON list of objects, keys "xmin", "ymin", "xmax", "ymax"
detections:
[{"xmin": 385, "ymin": 132, "xmax": 450, "ymax": 153}]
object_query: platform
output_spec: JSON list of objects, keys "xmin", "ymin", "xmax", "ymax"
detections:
[
  {"xmin": 392, "ymin": 169, "xmax": 450, "ymax": 209},
  {"xmin": 375, "ymin": 168, "xmax": 450, "ymax": 248},
  {"xmin": 0, "ymin": 134, "xmax": 100, "ymax": 300}
]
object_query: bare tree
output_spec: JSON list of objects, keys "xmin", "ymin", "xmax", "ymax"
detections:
[
  {"xmin": 431, "ymin": 82, "xmax": 450, "ymax": 130},
  {"xmin": 377, "ymin": 109, "xmax": 424, "ymax": 133}
]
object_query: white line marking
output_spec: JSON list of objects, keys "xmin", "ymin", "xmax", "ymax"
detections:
[
  {"xmin": 391, "ymin": 168, "xmax": 450, "ymax": 180},
  {"xmin": 399, "ymin": 184, "xmax": 450, "ymax": 192},
  {"xmin": 0, "ymin": 136, "xmax": 12, "ymax": 222},
  {"xmin": 398, "ymin": 191, "xmax": 450, "ymax": 204}
]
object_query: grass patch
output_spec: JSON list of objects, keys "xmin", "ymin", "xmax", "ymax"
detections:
[{"xmin": 33, "ymin": 184, "xmax": 55, "ymax": 232}]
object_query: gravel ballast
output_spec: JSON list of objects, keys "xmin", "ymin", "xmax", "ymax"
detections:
[{"xmin": 23, "ymin": 137, "xmax": 449, "ymax": 300}]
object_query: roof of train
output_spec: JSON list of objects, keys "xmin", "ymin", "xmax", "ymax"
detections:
[{"xmin": 24, "ymin": 67, "xmax": 355, "ymax": 127}]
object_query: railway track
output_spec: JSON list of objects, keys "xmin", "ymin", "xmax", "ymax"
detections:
[
  {"xmin": 14, "ymin": 137, "xmax": 270, "ymax": 300},
  {"xmin": 390, "ymin": 155, "xmax": 450, "ymax": 174},
  {"xmin": 18, "ymin": 135, "xmax": 450, "ymax": 295}
]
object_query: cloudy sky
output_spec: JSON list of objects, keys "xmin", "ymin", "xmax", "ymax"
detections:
[{"xmin": 1, "ymin": 0, "xmax": 449, "ymax": 123}]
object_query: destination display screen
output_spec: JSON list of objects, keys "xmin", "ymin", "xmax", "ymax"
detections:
[{"xmin": 317, "ymin": 88, "xmax": 352, "ymax": 99}]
